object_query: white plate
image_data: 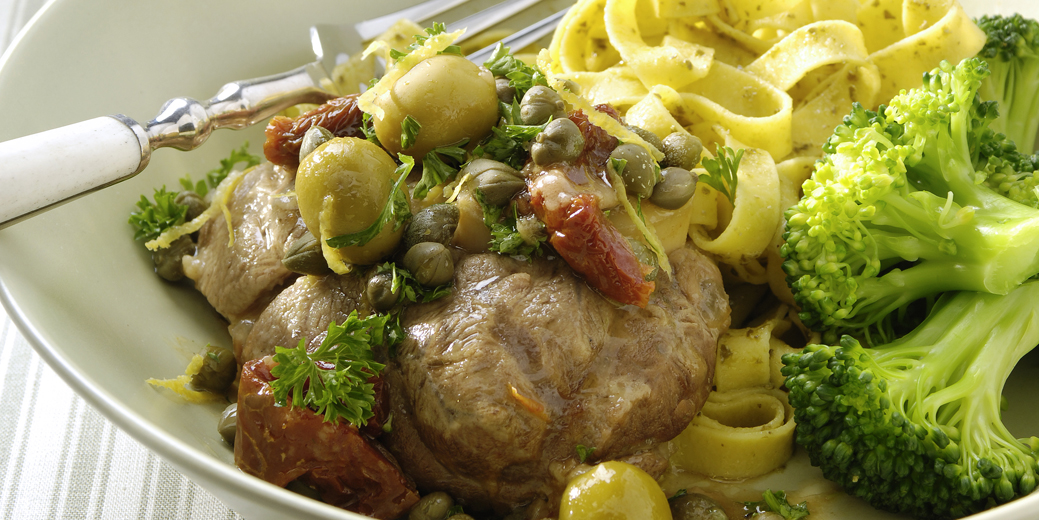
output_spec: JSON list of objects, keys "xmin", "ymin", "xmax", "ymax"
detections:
[{"xmin": 0, "ymin": 0, "xmax": 1037, "ymax": 519}]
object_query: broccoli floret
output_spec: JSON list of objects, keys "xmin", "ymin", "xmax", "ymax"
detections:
[
  {"xmin": 976, "ymin": 14, "xmax": 1039, "ymax": 155},
  {"xmin": 781, "ymin": 58, "xmax": 1039, "ymax": 342},
  {"xmin": 781, "ymin": 281, "xmax": 1039, "ymax": 519}
]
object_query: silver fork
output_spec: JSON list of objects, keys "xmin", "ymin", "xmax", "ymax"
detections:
[{"xmin": 0, "ymin": 0, "xmax": 563, "ymax": 229}]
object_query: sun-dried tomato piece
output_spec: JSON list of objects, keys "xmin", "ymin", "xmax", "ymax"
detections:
[
  {"xmin": 532, "ymin": 192, "xmax": 655, "ymax": 307},
  {"xmin": 264, "ymin": 95, "xmax": 365, "ymax": 169},
  {"xmin": 569, "ymin": 110, "xmax": 618, "ymax": 175}
]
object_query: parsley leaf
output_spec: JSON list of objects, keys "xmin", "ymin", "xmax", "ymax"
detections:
[
  {"xmin": 414, "ymin": 139, "xmax": 469, "ymax": 200},
  {"xmin": 269, "ymin": 311, "xmax": 393, "ymax": 426},
  {"xmin": 483, "ymin": 42, "xmax": 548, "ymax": 101},
  {"xmin": 700, "ymin": 145, "xmax": 743, "ymax": 205},
  {"xmin": 400, "ymin": 115, "xmax": 421, "ymax": 150},
  {"xmin": 326, "ymin": 154, "xmax": 415, "ymax": 248},
  {"xmin": 178, "ymin": 141, "xmax": 260, "ymax": 197},
  {"xmin": 376, "ymin": 262, "xmax": 452, "ymax": 303},
  {"xmin": 389, "ymin": 22, "xmax": 462, "ymax": 62},
  {"xmin": 474, "ymin": 190, "xmax": 547, "ymax": 260},
  {"xmin": 362, "ymin": 110, "xmax": 380, "ymax": 146},
  {"xmin": 743, "ymin": 490, "xmax": 810, "ymax": 520},
  {"xmin": 128, "ymin": 187, "xmax": 187, "ymax": 242},
  {"xmin": 473, "ymin": 122, "xmax": 547, "ymax": 170},
  {"xmin": 576, "ymin": 444, "xmax": 596, "ymax": 463}
]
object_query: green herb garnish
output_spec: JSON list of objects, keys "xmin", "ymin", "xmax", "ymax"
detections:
[
  {"xmin": 362, "ymin": 110, "xmax": 380, "ymax": 146},
  {"xmin": 483, "ymin": 42, "xmax": 548, "ymax": 102},
  {"xmin": 179, "ymin": 142, "xmax": 260, "ymax": 197},
  {"xmin": 400, "ymin": 115, "xmax": 422, "ymax": 150},
  {"xmin": 128, "ymin": 187, "xmax": 187, "ymax": 241},
  {"xmin": 389, "ymin": 23, "xmax": 462, "ymax": 62},
  {"xmin": 326, "ymin": 154, "xmax": 415, "ymax": 248},
  {"xmin": 269, "ymin": 312, "xmax": 393, "ymax": 426},
  {"xmin": 376, "ymin": 262, "xmax": 452, "ymax": 303},
  {"xmin": 474, "ymin": 190, "xmax": 546, "ymax": 260},
  {"xmin": 700, "ymin": 145, "xmax": 743, "ymax": 205},
  {"xmin": 576, "ymin": 444, "xmax": 596, "ymax": 463},
  {"xmin": 474, "ymin": 122, "xmax": 548, "ymax": 170},
  {"xmin": 414, "ymin": 139, "xmax": 469, "ymax": 200},
  {"xmin": 743, "ymin": 490, "xmax": 810, "ymax": 520}
]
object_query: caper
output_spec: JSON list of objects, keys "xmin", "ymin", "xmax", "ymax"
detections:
[
  {"xmin": 174, "ymin": 190, "xmax": 207, "ymax": 221},
  {"xmin": 403, "ymin": 242, "xmax": 455, "ymax": 287},
  {"xmin": 286, "ymin": 479, "xmax": 323, "ymax": 501},
  {"xmin": 520, "ymin": 85, "xmax": 567, "ymax": 126},
  {"xmin": 516, "ymin": 214, "xmax": 547, "ymax": 246},
  {"xmin": 626, "ymin": 125, "xmax": 663, "ymax": 153},
  {"xmin": 408, "ymin": 491, "xmax": 454, "ymax": 520},
  {"xmin": 476, "ymin": 169, "xmax": 526, "ymax": 207},
  {"xmin": 628, "ymin": 238, "xmax": 659, "ymax": 282},
  {"xmin": 366, "ymin": 271, "xmax": 400, "ymax": 311},
  {"xmin": 217, "ymin": 403, "xmax": 237, "ymax": 445},
  {"xmin": 152, "ymin": 235, "xmax": 195, "ymax": 282},
  {"xmin": 299, "ymin": 125, "xmax": 333, "ymax": 163},
  {"xmin": 608, "ymin": 143, "xmax": 658, "ymax": 198},
  {"xmin": 670, "ymin": 492, "xmax": 728, "ymax": 520},
  {"xmin": 496, "ymin": 77, "xmax": 516, "ymax": 104},
  {"xmin": 282, "ymin": 231, "xmax": 333, "ymax": 276},
  {"xmin": 190, "ymin": 344, "xmax": 236, "ymax": 394},
  {"xmin": 531, "ymin": 118, "xmax": 585, "ymax": 166},
  {"xmin": 661, "ymin": 132, "xmax": 704, "ymax": 171},
  {"xmin": 403, "ymin": 203, "xmax": 460, "ymax": 253},
  {"xmin": 650, "ymin": 166, "xmax": 698, "ymax": 210}
]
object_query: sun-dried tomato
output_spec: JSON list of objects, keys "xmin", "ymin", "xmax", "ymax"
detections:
[
  {"xmin": 531, "ymin": 192, "xmax": 655, "ymax": 307},
  {"xmin": 264, "ymin": 95, "xmax": 365, "ymax": 169},
  {"xmin": 568, "ymin": 110, "xmax": 618, "ymax": 175}
]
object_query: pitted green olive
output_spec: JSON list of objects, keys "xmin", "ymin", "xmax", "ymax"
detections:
[
  {"xmin": 190, "ymin": 344, "xmax": 236, "ymax": 394},
  {"xmin": 403, "ymin": 242, "xmax": 455, "ymax": 287},
  {"xmin": 649, "ymin": 166, "xmax": 698, "ymax": 210},
  {"xmin": 661, "ymin": 132, "xmax": 703, "ymax": 171},
  {"xmin": 627, "ymin": 238, "xmax": 659, "ymax": 282},
  {"xmin": 403, "ymin": 203, "xmax": 460, "ymax": 253},
  {"xmin": 531, "ymin": 118, "xmax": 585, "ymax": 166},
  {"xmin": 559, "ymin": 461, "xmax": 672, "ymax": 520},
  {"xmin": 217, "ymin": 403, "xmax": 237, "ymax": 445},
  {"xmin": 626, "ymin": 125, "xmax": 663, "ymax": 153},
  {"xmin": 669, "ymin": 492, "xmax": 729, "ymax": 520},
  {"xmin": 609, "ymin": 143, "xmax": 658, "ymax": 199},
  {"xmin": 299, "ymin": 125, "xmax": 333, "ymax": 163},
  {"xmin": 174, "ymin": 191, "xmax": 207, "ymax": 221},
  {"xmin": 296, "ymin": 137, "xmax": 407, "ymax": 266},
  {"xmin": 373, "ymin": 54, "xmax": 498, "ymax": 158},
  {"xmin": 475, "ymin": 169, "xmax": 526, "ymax": 207},
  {"xmin": 366, "ymin": 271, "xmax": 401, "ymax": 312},
  {"xmin": 496, "ymin": 77, "xmax": 516, "ymax": 104},
  {"xmin": 152, "ymin": 235, "xmax": 195, "ymax": 282},
  {"xmin": 408, "ymin": 491, "xmax": 455, "ymax": 520},
  {"xmin": 283, "ymin": 231, "xmax": 333, "ymax": 276},
  {"xmin": 520, "ymin": 85, "xmax": 567, "ymax": 125}
]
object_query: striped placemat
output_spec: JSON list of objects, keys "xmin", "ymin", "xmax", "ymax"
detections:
[{"xmin": 0, "ymin": 0, "xmax": 244, "ymax": 518}]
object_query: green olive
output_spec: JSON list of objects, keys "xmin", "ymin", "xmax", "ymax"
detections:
[
  {"xmin": 628, "ymin": 238, "xmax": 659, "ymax": 282},
  {"xmin": 299, "ymin": 125, "xmax": 333, "ymax": 163},
  {"xmin": 520, "ymin": 85, "xmax": 567, "ymax": 125},
  {"xmin": 531, "ymin": 118, "xmax": 585, "ymax": 166},
  {"xmin": 366, "ymin": 271, "xmax": 401, "ymax": 312},
  {"xmin": 649, "ymin": 167, "xmax": 698, "ymax": 210},
  {"xmin": 403, "ymin": 242, "xmax": 455, "ymax": 287},
  {"xmin": 152, "ymin": 235, "xmax": 195, "ymax": 282},
  {"xmin": 296, "ymin": 137, "xmax": 407, "ymax": 265},
  {"xmin": 373, "ymin": 54, "xmax": 498, "ymax": 158},
  {"xmin": 609, "ymin": 143, "xmax": 658, "ymax": 199},
  {"xmin": 669, "ymin": 493, "xmax": 729, "ymax": 520},
  {"xmin": 174, "ymin": 191, "xmax": 207, "ymax": 221},
  {"xmin": 626, "ymin": 125, "xmax": 663, "ymax": 153},
  {"xmin": 559, "ymin": 461, "xmax": 672, "ymax": 520},
  {"xmin": 217, "ymin": 403, "xmax": 237, "ymax": 445},
  {"xmin": 283, "ymin": 231, "xmax": 333, "ymax": 276},
  {"xmin": 409, "ymin": 492, "xmax": 455, "ymax": 520},
  {"xmin": 496, "ymin": 77, "xmax": 516, "ymax": 104},
  {"xmin": 473, "ymin": 165, "xmax": 526, "ymax": 207},
  {"xmin": 190, "ymin": 344, "xmax": 236, "ymax": 394},
  {"xmin": 403, "ymin": 203, "xmax": 461, "ymax": 253},
  {"xmin": 661, "ymin": 132, "xmax": 703, "ymax": 171}
]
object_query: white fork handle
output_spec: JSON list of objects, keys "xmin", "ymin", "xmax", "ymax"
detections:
[{"xmin": 0, "ymin": 116, "xmax": 146, "ymax": 228}]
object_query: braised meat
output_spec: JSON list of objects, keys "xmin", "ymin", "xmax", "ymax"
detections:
[
  {"xmin": 235, "ymin": 357, "xmax": 418, "ymax": 518},
  {"xmin": 184, "ymin": 162, "xmax": 306, "ymax": 321},
  {"xmin": 383, "ymin": 246, "xmax": 729, "ymax": 513}
]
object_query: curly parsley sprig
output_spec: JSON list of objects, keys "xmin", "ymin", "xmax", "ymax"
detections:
[
  {"xmin": 700, "ymin": 145, "xmax": 743, "ymax": 205},
  {"xmin": 269, "ymin": 312, "xmax": 395, "ymax": 426},
  {"xmin": 129, "ymin": 187, "xmax": 187, "ymax": 242},
  {"xmin": 482, "ymin": 42, "xmax": 548, "ymax": 102},
  {"xmin": 474, "ymin": 190, "xmax": 547, "ymax": 260},
  {"xmin": 179, "ymin": 141, "xmax": 260, "ymax": 197},
  {"xmin": 377, "ymin": 262, "xmax": 452, "ymax": 304}
]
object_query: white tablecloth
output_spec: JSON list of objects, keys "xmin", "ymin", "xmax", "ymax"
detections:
[{"xmin": 0, "ymin": 1, "xmax": 244, "ymax": 517}]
